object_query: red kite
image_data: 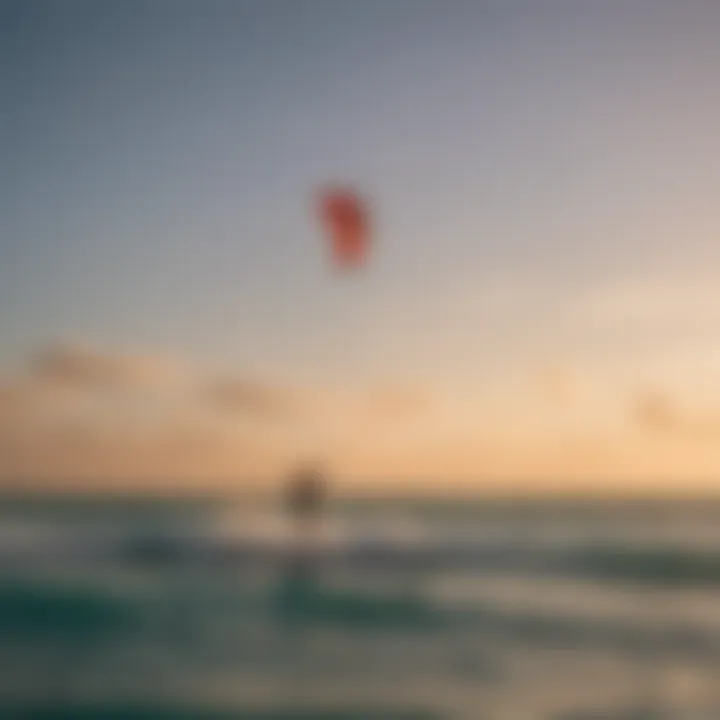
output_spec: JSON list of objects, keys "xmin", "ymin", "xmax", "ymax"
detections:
[{"xmin": 317, "ymin": 187, "xmax": 370, "ymax": 270}]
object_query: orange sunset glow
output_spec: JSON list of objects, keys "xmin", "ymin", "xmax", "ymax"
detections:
[{"xmin": 4, "ymin": 2, "xmax": 720, "ymax": 496}]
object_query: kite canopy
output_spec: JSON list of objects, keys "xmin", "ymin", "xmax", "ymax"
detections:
[{"xmin": 317, "ymin": 187, "xmax": 370, "ymax": 270}]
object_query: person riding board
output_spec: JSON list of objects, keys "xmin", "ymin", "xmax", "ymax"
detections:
[{"xmin": 282, "ymin": 464, "xmax": 327, "ymax": 577}]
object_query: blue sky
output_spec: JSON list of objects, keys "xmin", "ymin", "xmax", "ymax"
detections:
[{"xmin": 4, "ymin": 1, "xmax": 720, "ymax": 487}]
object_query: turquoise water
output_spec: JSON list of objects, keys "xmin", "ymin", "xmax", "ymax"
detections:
[{"xmin": 3, "ymin": 495, "xmax": 720, "ymax": 718}]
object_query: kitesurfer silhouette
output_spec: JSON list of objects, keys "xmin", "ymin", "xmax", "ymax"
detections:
[{"xmin": 282, "ymin": 463, "xmax": 327, "ymax": 578}]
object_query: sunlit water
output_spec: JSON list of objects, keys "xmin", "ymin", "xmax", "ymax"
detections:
[{"xmin": 2, "ymin": 494, "xmax": 720, "ymax": 719}]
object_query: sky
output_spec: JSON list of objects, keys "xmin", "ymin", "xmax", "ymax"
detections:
[{"xmin": 3, "ymin": 0, "xmax": 720, "ymax": 493}]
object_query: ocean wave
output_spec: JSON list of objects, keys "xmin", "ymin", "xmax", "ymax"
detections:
[
  {"xmin": 4, "ymin": 514, "xmax": 720, "ymax": 589},
  {"xmin": 0, "ymin": 578, "xmax": 138, "ymax": 642}
]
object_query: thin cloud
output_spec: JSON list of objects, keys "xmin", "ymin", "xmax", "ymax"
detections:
[
  {"xmin": 204, "ymin": 376, "xmax": 302, "ymax": 420},
  {"xmin": 0, "ymin": 342, "xmax": 302, "ymax": 486},
  {"xmin": 633, "ymin": 390, "xmax": 680, "ymax": 434},
  {"xmin": 32, "ymin": 343, "xmax": 184, "ymax": 391},
  {"xmin": 632, "ymin": 388, "xmax": 720, "ymax": 440}
]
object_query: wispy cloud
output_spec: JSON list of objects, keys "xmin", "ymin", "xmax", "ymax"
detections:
[
  {"xmin": 204, "ymin": 376, "xmax": 303, "ymax": 420},
  {"xmin": 32, "ymin": 343, "xmax": 184, "ymax": 391},
  {"xmin": 632, "ymin": 388, "xmax": 720, "ymax": 440},
  {"xmin": 0, "ymin": 342, "xmax": 296, "ymax": 486},
  {"xmin": 5, "ymin": 335, "xmax": 720, "ymax": 490},
  {"xmin": 632, "ymin": 390, "xmax": 680, "ymax": 434}
]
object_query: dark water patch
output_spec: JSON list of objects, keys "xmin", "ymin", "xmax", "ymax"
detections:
[
  {"xmin": 561, "ymin": 545, "xmax": 720, "ymax": 588},
  {"xmin": 1, "ymin": 702, "xmax": 444, "ymax": 719},
  {"xmin": 0, "ymin": 581, "xmax": 137, "ymax": 642},
  {"xmin": 119, "ymin": 535, "xmax": 198, "ymax": 565}
]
